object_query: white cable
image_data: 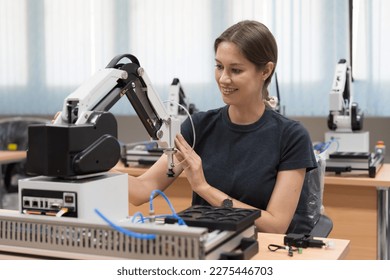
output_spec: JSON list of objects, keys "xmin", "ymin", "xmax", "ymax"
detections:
[{"xmin": 56, "ymin": 208, "xmax": 68, "ymax": 217}]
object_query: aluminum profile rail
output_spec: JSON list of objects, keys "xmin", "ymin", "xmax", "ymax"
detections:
[{"xmin": 0, "ymin": 212, "xmax": 209, "ymax": 259}]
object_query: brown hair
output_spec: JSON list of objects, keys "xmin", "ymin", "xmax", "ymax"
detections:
[{"xmin": 214, "ymin": 20, "xmax": 278, "ymax": 101}]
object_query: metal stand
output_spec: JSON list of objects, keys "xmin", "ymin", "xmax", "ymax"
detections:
[
  {"xmin": 377, "ymin": 187, "xmax": 390, "ymax": 259},
  {"xmin": 0, "ymin": 166, "xmax": 4, "ymax": 209}
]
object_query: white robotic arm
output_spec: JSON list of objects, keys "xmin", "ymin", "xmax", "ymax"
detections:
[
  {"xmin": 327, "ymin": 59, "xmax": 363, "ymax": 132},
  {"xmin": 133, "ymin": 66, "xmax": 181, "ymax": 176},
  {"xmin": 53, "ymin": 68, "xmax": 127, "ymax": 125},
  {"xmin": 28, "ymin": 54, "xmax": 181, "ymax": 177}
]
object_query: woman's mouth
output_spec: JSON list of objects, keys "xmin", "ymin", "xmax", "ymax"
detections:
[{"xmin": 221, "ymin": 87, "xmax": 237, "ymax": 95}]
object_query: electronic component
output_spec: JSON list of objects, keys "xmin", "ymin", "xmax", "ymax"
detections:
[
  {"xmin": 121, "ymin": 141, "xmax": 163, "ymax": 166},
  {"xmin": 21, "ymin": 190, "xmax": 77, "ymax": 217},
  {"xmin": 19, "ymin": 173, "xmax": 128, "ymax": 220},
  {"xmin": 284, "ymin": 233, "xmax": 326, "ymax": 248},
  {"xmin": 325, "ymin": 151, "xmax": 384, "ymax": 178}
]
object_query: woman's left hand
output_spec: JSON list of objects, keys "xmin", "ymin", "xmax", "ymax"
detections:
[{"xmin": 174, "ymin": 134, "xmax": 209, "ymax": 193}]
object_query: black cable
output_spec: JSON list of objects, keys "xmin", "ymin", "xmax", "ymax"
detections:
[{"xmin": 268, "ymin": 244, "xmax": 300, "ymax": 257}]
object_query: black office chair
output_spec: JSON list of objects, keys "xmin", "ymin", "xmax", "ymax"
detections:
[
  {"xmin": 0, "ymin": 117, "xmax": 49, "ymax": 193},
  {"xmin": 310, "ymin": 214, "xmax": 333, "ymax": 238},
  {"xmin": 305, "ymin": 154, "xmax": 334, "ymax": 238}
]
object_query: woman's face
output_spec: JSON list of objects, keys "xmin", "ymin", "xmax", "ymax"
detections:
[{"xmin": 215, "ymin": 41, "xmax": 264, "ymax": 107}]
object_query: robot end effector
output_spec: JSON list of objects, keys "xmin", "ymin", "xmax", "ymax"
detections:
[
  {"xmin": 327, "ymin": 59, "xmax": 364, "ymax": 132},
  {"xmin": 27, "ymin": 54, "xmax": 181, "ymax": 178}
]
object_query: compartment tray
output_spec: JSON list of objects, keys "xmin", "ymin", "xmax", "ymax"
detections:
[{"xmin": 165, "ymin": 205, "xmax": 261, "ymax": 232}]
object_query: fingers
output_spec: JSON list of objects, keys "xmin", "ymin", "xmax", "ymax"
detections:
[
  {"xmin": 175, "ymin": 133, "xmax": 191, "ymax": 152},
  {"xmin": 174, "ymin": 134, "xmax": 195, "ymax": 169},
  {"xmin": 174, "ymin": 149, "xmax": 185, "ymax": 162}
]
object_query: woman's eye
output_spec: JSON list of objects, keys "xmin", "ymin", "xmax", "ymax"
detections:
[
  {"xmin": 215, "ymin": 64, "xmax": 223, "ymax": 70},
  {"xmin": 232, "ymin": 68, "xmax": 242, "ymax": 74}
]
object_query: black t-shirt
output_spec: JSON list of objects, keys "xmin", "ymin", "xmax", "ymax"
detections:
[{"xmin": 181, "ymin": 106, "xmax": 318, "ymax": 234}]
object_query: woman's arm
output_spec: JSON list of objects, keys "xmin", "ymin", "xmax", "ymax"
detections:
[
  {"xmin": 256, "ymin": 168, "xmax": 305, "ymax": 233},
  {"xmin": 112, "ymin": 154, "xmax": 184, "ymax": 206}
]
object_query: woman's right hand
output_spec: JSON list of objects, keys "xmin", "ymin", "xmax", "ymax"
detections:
[{"xmin": 174, "ymin": 134, "xmax": 210, "ymax": 194}]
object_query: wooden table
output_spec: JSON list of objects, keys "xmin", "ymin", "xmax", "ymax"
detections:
[
  {"xmin": 0, "ymin": 151, "xmax": 27, "ymax": 208},
  {"xmin": 324, "ymin": 163, "xmax": 390, "ymax": 260}
]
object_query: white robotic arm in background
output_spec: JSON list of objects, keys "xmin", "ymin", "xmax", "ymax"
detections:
[
  {"xmin": 324, "ymin": 60, "xmax": 384, "ymax": 176},
  {"xmin": 167, "ymin": 78, "xmax": 198, "ymax": 122},
  {"xmin": 327, "ymin": 59, "xmax": 363, "ymax": 132},
  {"xmin": 325, "ymin": 59, "xmax": 370, "ymax": 153}
]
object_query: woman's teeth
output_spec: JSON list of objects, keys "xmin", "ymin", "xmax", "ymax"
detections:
[{"xmin": 222, "ymin": 88, "xmax": 236, "ymax": 94}]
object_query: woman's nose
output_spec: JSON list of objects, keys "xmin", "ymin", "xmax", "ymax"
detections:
[{"xmin": 219, "ymin": 71, "xmax": 231, "ymax": 83}]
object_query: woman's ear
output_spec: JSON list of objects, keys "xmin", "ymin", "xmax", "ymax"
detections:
[{"xmin": 261, "ymin": 62, "xmax": 275, "ymax": 81}]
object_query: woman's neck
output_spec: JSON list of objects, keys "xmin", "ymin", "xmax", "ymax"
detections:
[{"xmin": 228, "ymin": 103, "xmax": 266, "ymax": 125}]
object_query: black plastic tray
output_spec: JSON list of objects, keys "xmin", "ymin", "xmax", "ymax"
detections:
[{"xmin": 165, "ymin": 205, "xmax": 261, "ymax": 232}]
